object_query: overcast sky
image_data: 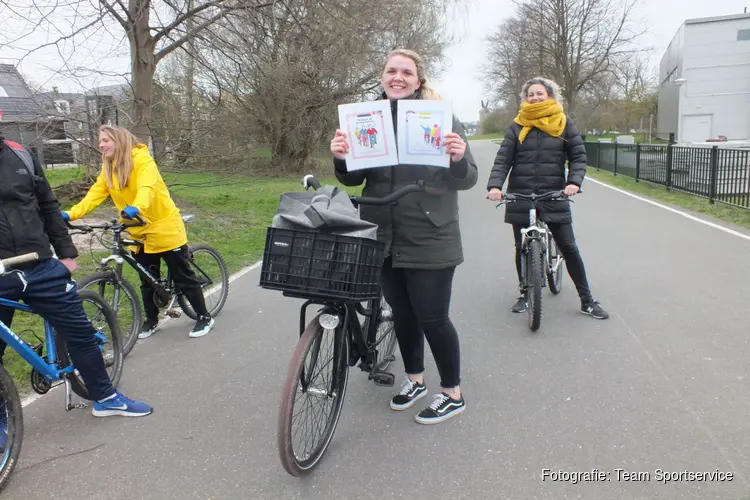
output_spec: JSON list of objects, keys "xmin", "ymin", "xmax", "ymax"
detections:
[{"xmin": 2, "ymin": 0, "xmax": 749, "ymax": 122}]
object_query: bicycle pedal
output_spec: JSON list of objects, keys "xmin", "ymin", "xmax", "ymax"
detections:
[
  {"xmin": 371, "ymin": 371, "xmax": 395, "ymax": 387},
  {"xmin": 166, "ymin": 309, "xmax": 182, "ymax": 318}
]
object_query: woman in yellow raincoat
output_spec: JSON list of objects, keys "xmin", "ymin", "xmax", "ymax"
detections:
[{"xmin": 64, "ymin": 125, "xmax": 215, "ymax": 339}]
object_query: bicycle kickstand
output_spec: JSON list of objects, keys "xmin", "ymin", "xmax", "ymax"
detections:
[{"xmin": 63, "ymin": 375, "xmax": 89, "ymax": 411}]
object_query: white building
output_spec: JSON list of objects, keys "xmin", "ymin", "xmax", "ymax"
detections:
[{"xmin": 657, "ymin": 12, "xmax": 750, "ymax": 144}]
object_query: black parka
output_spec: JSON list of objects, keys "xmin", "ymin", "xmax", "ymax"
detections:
[{"xmin": 487, "ymin": 118, "xmax": 587, "ymax": 225}]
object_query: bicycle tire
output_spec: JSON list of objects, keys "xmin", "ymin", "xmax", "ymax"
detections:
[
  {"xmin": 56, "ymin": 290, "xmax": 124, "ymax": 400},
  {"xmin": 367, "ymin": 295, "xmax": 397, "ymax": 371},
  {"xmin": 547, "ymin": 238, "xmax": 564, "ymax": 295},
  {"xmin": 76, "ymin": 270, "xmax": 142, "ymax": 357},
  {"xmin": 177, "ymin": 244, "xmax": 230, "ymax": 320},
  {"xmin": 527, "ymin": 239, "xmax": 543, "ymax": 331},
  {"xmin": 278, "ymin": 313, "xmax": 349, "ymax": 476},
  {"xmin": 0, "ymin": 365, "xmax": 22, "ymax": 494}
]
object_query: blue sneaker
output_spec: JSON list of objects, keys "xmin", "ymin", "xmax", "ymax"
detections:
[{"xmin": 92, "ymin": 391, "xmax": 153, "ymax": 417}]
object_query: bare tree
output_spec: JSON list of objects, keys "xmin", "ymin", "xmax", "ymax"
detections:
[
  {"xmin": 482, "ymin": 0, "xmax": 647, "ymax": 117},
  {"xmin": 196, "ymin": 0, "xmax": 457, "ymax": 171},
  {"xmin": 1, "ymin": 0, "xmax": 277, "ymax": 143}
]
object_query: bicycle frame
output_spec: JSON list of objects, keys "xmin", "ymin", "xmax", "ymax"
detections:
[
  {"xmin": 497, "ymin": 190, "xmax": 573, "ymax": 286},
  {"xmin": 519, "ymin": 208, "xmax": 551, "ymax": 286},
  {"xmin": 292, "ymin": 295, "xmax": 386, "ymax": 372},
  {"xmin": 0, "ymin": 299, "xmax": 75, "ymax": 381},
  {"xmin": 82, "ymin": 217, "xmax": 215, "ymax": 311}
]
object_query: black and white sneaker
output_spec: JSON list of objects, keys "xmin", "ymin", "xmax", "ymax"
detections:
[
  {"xmin": 581, "ymin": 301, "xmax": 609, "ymax": 320},
  {"xmin": 390, "ymin": 377, "xmax": 427, "ymax": 411},
  {"xmin": 138, "ymin": 319, "xmax": 160, "ymax": 339},
  {"xmin": 415, "ymin": 393, "xmax": 466, "ymax": 425},
  {"xmin": 189, "ymin": 315, "xmax": 215, "ymax": 338}
]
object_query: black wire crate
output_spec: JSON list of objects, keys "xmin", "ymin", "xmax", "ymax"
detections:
[{"xmin": 259, "ymin": 227, "xmax": 384, "ymax": 301}]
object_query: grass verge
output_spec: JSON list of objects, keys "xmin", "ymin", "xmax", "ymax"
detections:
[
  {"xmin": 585, "ymin": 168, "xmax": 750, "ymax": 231},
  {"xmin": 6, "ymin": 167, "xmax": 360, "ymax": 396}
]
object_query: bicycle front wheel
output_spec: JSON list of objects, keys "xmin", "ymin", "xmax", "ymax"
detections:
[
  {"xmin": 76, "ymin": 271, "xmax": 141, "ymax": 357},
  {"xmin": 57, "ymin": 290, "xmax": 124, "ymax": 400},
  {"xmin": 278, "ymin": 313, "xmax": 349, "ymax": 476},
  {"xmin": 526, "ymin": 239, "xmax": 543, "ymax": 331},
  {"xmin": 178, "ymin": 244, "xmax": 230, "ymax": 320},
  {"xmin": 0, "ymin": 365, "xmax": 22, "ymax": 494}
]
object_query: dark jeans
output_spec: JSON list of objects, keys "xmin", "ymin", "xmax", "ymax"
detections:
[
  {"xmin": 0, "ymin": 259, "xmax": 115, "ymax": 401},
  {"xmin": 512, "ymin": 222, "xmax": 593, "ymax": 304},
  {"xmin": 132, "ymin": 244, "xmax": 208, "ymax": 321},
  {"xmin": 380, "ymin": 257, "xmax": 461, "ymax": 388}
]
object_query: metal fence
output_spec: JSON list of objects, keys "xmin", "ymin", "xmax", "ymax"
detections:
[{"xmin": 584, "ymin": 142, "xmax": 750, "ymax": 210}]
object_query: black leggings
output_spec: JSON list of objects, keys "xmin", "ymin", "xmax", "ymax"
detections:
[
  {"xmin": 512, "ymin": 222, "xmax": 593, "ymax": 304},
  {"xmin": 133, "ymin": 244, "xmax": 208, "ymax": 320},
  {"xmin": 380, "ymin": 257, "xmax": 460, "ymax": 388}
]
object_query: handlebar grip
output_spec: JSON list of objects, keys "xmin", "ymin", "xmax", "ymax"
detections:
[
  {"xmin": 302, "ymin": 174, "xmax": 322, "ymax": 191},
  {"xmin": 2, "ymin": 252, "xmax": 40, "ymax": 268}
]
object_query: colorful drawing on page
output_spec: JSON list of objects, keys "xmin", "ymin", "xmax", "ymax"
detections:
[
  {"xmin": 396, "ymin": 99, "xmax": 453, "ymax": 168},
  {"xmin": 405, "ymin": 110, "xmax": 446, "ymax": 157},
  {"xmin": 337, "ymin": 100, "xmax": 398, "ymax": 171},
  {"xmin": 347, "ymin": 110, "xmax": 389, "ymax": 159}
]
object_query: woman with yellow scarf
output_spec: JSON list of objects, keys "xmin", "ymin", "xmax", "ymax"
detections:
[{"xmin": 486, "ymin": 77, "xmax": 608, "ymax": 320}]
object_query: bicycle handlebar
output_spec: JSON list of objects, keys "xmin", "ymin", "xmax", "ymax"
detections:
[
  {"xmin": 66, "ymin": 215, "xmax": 145, "ymax": 234},
  {"xmin": 490, "ymin": 189, "xmax": 581, "ymax": 207},
  {"xmin": 0, "ymin": 252, "xmax": 40, "ymax": 274},
  {"xmin": 301, "ymin": 174, "xmax": 426, "ymax": 206}
]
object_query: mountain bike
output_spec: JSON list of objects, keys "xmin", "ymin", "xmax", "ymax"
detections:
[
  {"xmin": 0, "ymin": 252, "xmax": 122, "ymax": 493},
  {"xmin": 495, "ymin": 190, "xmax": 574, "ymax": 331},
  {"xmin": 68, "ymin": 214, "xmax": 229, "ymax": 355},
  {"xmin": 259, "ymin": 174, "xmax": 424, "ymax": 476}
]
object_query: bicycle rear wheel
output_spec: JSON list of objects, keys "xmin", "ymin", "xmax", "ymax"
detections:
[
  {"xmin": 0, "ymin": 365, "xmax": 22, "ymax": 494},
  {"xmin": 57, "ymin": 290, "xmax": 124, "ymax": 400},
  {"xmin": 278, "ymin": 313, "xmax": 349, "ymax": 476},
  {"xmin": 526, "ymin": 239, "xmax": 543, "ymax": 331},
  {"xmin": 370, "ymin": 295, "xmax": 396, "ymax": 371},
  {"xmin": 178, "ymin": 244, "xmax": 230, "ymax": 320},
  {"xmin": 76, "ymin": 271, "xmax": 141, "ymax": 357},
  {"xmin": 547, "ymin": 237, "xmax": 564, "ymax": 295}
]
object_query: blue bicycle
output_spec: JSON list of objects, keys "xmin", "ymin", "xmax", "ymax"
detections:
[{"xmin": 0, "ymin": 252, "xmax": 123, "ymax": 493}]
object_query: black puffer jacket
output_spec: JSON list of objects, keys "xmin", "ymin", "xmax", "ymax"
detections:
[
  {"xmin": 334, "ymin": 91, "xmax": 478, "ymax": 270},
  {"xmin": 0, "ymin": 139, "xmax": 78, "ymax": 261},
  {"xmin": 486, "ymin": 118, "xmax": 587, "ymax": 225}
]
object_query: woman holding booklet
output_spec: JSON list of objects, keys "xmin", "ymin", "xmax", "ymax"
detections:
[{"xmin": 330, "ymin": 48, "xmax": 478, "ymax": 425}]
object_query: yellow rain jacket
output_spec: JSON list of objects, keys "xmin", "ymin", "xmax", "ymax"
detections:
[{"xmin": 67, "ymin": 145, "xmax": 187, "ymax": 254}]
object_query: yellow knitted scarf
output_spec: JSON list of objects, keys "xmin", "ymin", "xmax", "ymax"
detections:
[{"xmin": 513, "ymin": 100, "xmax": 566, "ymax": 143}]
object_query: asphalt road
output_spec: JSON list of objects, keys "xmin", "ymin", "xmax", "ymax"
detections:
[{"xmin": 5, "ymin": 140, "xmax": 750, "ymax": 500}]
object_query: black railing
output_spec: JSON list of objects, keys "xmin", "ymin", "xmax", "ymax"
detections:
[{"xmin": 584, "ymin": 142, "xmax": 750, "ymax": 210}]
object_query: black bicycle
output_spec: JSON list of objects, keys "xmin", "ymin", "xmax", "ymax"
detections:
[
  {"xmin": 495, "ymin": 190, "xmax": 574, "ymax": 331},
  {"xmin": 259, "ymin": 174, "xmax": 424, "ymax": 476},
  {"xmin": 68, "ymin": 214, "xmax": 229, "ymax": 355}
]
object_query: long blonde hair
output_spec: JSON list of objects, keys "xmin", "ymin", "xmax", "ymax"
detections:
[
  {"xmin": 99, "ymin": 125, "xmax": 139, "ymax": 189},
  {"xmin": 383, "ymin": 49, "xmax": 443, "ymax": 100}
]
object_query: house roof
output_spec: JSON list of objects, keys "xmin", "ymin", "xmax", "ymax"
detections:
[
  {"xmin": 685, "ymin": 12, "xmax": 750, "ymax": 25},
  {"xmin": 0, "ymin": 64, "xmax": 47, "ymax": 122}
]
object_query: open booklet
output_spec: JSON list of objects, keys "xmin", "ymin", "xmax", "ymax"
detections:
[{"xmin": 337, "ymin": 99, "xmax": 453, "ymax": 171}]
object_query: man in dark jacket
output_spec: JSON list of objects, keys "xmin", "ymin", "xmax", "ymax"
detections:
[{"xmin": 0, "ymin": 134, "xmax": 152, "ymax": 420}]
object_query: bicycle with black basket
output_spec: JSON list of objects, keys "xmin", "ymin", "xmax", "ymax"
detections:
[
  {"xmin": 67, "ymin": 214, "xmax": 229, "ymax": 356},
  {"xmin": 258, "ymin": 174, "xmax": 425, "ymax": 476},
  {"xmin": 0, "ymin": 252, "xmax": 122, "ymax": 493},
  {"xmin": 494, "ymin": 190, "xmax": 576, "ymax": 331}
]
